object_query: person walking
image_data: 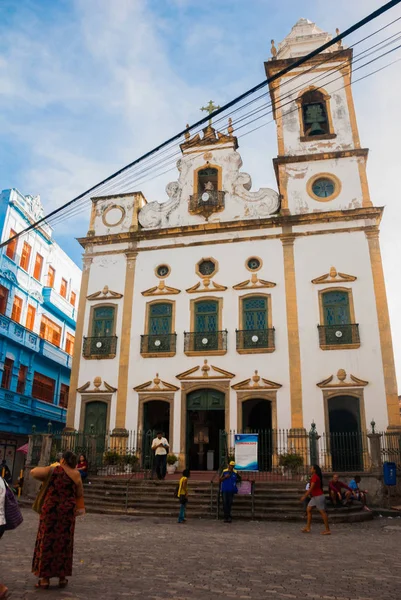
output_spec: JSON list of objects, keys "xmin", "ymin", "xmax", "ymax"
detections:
[
  {"xmin": 151, "ymin": 432, "xmax": 169, "ymax": 480},
  {"xmin": 0, "ymin": 476, "xmax": 9, "ymax": 599},
  {"xmin": 219, "ymin": 461, "xmax": 240, "ymax": 523},
  {"xmin": 177, "ymin": 469, "xmax": 190, "ymax": 523},
  {"xmin": 31, "ymin": 450, "xmax": 85, "ymax": 589},
  {"xmin": 300, "ymin": 464, "xmax": 331, "ymax": 535}
]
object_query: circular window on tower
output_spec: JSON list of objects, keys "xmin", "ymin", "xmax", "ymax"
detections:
[
  {"xmin": 307, "ymin": 173, "xmax": 341, "ymax": 202},
  {"xmin": 196, "ymin": 258, "xmax": 218, "ymax": 278},
  {"xmin": 155, "ymin": 264, "xmax": 171, "ymax": 279},
  {"xmin": 246, "ymin": 257, "xmax": 262, "ymax": 272}
]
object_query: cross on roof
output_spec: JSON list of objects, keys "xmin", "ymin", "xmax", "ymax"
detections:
[{"xmin": 200, "ymin": 100, "xmax": 221, "ymax": 125}]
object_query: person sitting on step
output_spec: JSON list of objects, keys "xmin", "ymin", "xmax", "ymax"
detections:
[{"xmin": 329, "ymin": 473, "xmax": 352, "ymax": 506}]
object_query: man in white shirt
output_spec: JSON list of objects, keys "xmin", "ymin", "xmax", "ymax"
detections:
[{"xmin": 151, "ymin": 431, "xmax": 169, "ymax": 480}]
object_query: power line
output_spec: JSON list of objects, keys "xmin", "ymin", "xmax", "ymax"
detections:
[{"xmin": 2, "ymin": 0, "xmax": 401, "ymax": 246}]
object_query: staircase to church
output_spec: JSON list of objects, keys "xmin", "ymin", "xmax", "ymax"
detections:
[{"xmin": 83, "ymin": 478, "xmax": 373, "ymax": 523}]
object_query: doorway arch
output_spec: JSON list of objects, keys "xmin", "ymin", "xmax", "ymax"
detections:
[
  {"xmin": 186, "ymin": 388, "xmax": 225, "ymax": 471},
  {"xmin": 84, "ymin": 400, "xmax": 108, "ymax": 434},
  {"xmin": 242, "ymin": 398, "xmax": 273, "ymax": 471},
  {"xmin": 328, "ymin": 395, "xmax": 363, "ymax": 471}
]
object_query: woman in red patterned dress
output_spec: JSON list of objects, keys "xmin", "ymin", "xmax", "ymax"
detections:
[{"xmin": 31, "ymin": 450, "xmax": 85, "ymax": 589}]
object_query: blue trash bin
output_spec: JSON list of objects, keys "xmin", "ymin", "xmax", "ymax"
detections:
[{"xmin": 383, "ymin": 461, "xmax": 397, "ymax": 486}]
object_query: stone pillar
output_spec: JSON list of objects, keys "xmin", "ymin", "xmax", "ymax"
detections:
[{"xmin": 367, "ymin": 433, "xmax": 382, "ymax": 473}]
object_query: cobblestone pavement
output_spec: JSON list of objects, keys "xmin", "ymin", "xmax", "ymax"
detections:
[{"xmin": 1, "ymin": 510, "xmax": 401, "ymax": 599}]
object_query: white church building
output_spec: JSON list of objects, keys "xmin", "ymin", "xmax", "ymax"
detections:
[{"xmin": 66, "ymin": 19, "xmax": 400, "ymax": 470}]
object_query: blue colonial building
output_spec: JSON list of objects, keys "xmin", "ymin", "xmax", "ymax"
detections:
[{"xmin": 0, "ymin": 189, "xmax": 81, "ymax": 477}]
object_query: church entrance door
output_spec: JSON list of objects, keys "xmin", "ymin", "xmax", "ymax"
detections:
[
  {"xmin": 186, "ymin": 389, "xmax": 225, "ymax": 471},
  {"xmin": 328, "ymin": 395, "xmax": 363, "ymax": 471},
  {"xmin": 242, "ymin": 398, "xmax": 273, "ymax": 471}
]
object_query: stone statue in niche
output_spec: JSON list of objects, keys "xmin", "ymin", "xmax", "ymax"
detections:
[{"xmin": 204, "ymin": 181, "xmax": 214, "ymax": 191}]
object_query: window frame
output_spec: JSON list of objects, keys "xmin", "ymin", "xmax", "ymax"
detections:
[
  {"xmin": 32, "ymin": 371, "xmax": 56, "ymax": 404},
  {"xmin": 185, "ymin": 296, "xmax": 226, "ymax": 356},
  {"xmin": 11, "ymin": 295, "xmax": 23, "ymax": 323},
  {"xmin": 16, "ymin": 364, "xmax": 28, "ymax": 395},
  {"xmin": 296, "ymin": 86, "xmax": 335, "ymax": 141},
  {"xmin": 5, "ymin": 229, "xmax": 17, "ymax": 261},
  {"xmin": 59, "ymin": 383, "xmax": 69, "ymax": 408},
  {"xmin": 88, "ymin": 303, "xmax": 117, "ymax": 338},
  {"xmin": 237, "ymin": 293, "xmax": 274, "ymax": 354},
  {"xmin": 60, "ymin": 278, "xmax": 68, "ymax": 299},
  {"xmin": 26, "ymin": 304, "xmax": 36, "ymax": 331},
  {"xmin": 33, "ymin": 253, "xmax": 44, "ymax": 281},
  {"xmin": 1, "ymin": 357, "xmax": 14, "ymax": 390},
  {"xmin": 318, "ymin": 287, "xmax": 360, "ymax": 350},
  {"xmin": 141, "ymin": 300, "xmax": 176, "ymax": 358},
  {"xmin": 47, "ymin": 266, "xmax": 55, "ymax": 288},
  {"xmin": 70, "ymin": 291, "xmax": 77, "ymax": 306},
  {"xmin": 19, "ymin": 241, "xmax": 32, "ymax": 271},
  {"xmin": 0, "ymin": 285, "xmax": 9, "ymax": 316},
  {"xmin": 40, "ymin": 314, "xmax": 62, "ymax": 348},
  {"xmin": 65, "ymin": 332, "xmax": 75, "ymax": 356},
  {"xmin": 193, "ymin": 163, "xmax": 222, "ymax": 195}
]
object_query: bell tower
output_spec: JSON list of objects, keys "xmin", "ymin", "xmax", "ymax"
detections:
[{"xmin": 265, "ymin": 19, "xmax": 371, "ymax": 215}]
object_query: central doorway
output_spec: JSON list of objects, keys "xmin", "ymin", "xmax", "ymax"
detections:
[
  {"xmin": 142, "ymin": 400, "xmax": 171, "ymax": 469},
  {"xmin": 328, "ymin": 395, "xmax": 363, "ymax": 471},
  {"xmin": 242, "ymin": 398, "xmax": 273, "ymax": 471},
  {"xmin": 186, "ymin": 389, "xmax": 225, "ymax": 471}
]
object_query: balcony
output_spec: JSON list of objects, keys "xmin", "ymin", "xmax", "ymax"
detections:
[
  {"xmin": 236, "ymin": 328, "xmax": 275, "ymax": 354},
  {"xmin": 40, "ymin": 339, "xmax": 73, "ymax": 369},
  {"xmin": 42, "ymin": 287, "xmax": 76, "ymax": 327},
  {"xmin": 0, "ymin": 388, "xmax": 66, "ymax": 424},
  {"xmin": 0, "ymin": 313, "xmax": 40, "ymax": 352},
  {"xmin": 189, "ymin": 190, "xmax": 225, "ymax": 218},
  {"xmin": 83, "ymin": 335, "xmax": 118, "ymax": 359},
  {"xmin": 140, "ymin": 333, "xmax": 177, "ymax": 357},
  {"xmin": 318, "ymin": 324, "xmax": 360, "ymax": 350},
  {"xmin": 184, "ymin": 330, "xmax": 227, "ymax": 356}
]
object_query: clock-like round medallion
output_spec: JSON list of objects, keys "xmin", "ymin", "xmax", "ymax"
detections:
[
  {"xmin": 201, "ymin": 192, "xmax": 210, "ymax": 202},
  {"xmin": 312, "ymin": 178, "xmax": 335, "ymax": 198},
  {"xmin": 307, "ymin": 173, "xmax": 341, "ymax": 202}
]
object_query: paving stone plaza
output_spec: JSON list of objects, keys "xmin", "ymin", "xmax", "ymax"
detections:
[{"xmin": 1, "ymin": 510, "xmax": 401, "ymax": 599}]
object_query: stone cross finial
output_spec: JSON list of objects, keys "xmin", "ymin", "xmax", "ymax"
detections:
[
  {"xmin": 200, "ymin": 100, "xmax": 221, "ymax": 125},
  {"xmin": 271, "ymin": 39, "xmax": 277, "ymax": 58},
  {"xmin": 336, "ymin": 28, "xmax": 343, "ymax": 49}
]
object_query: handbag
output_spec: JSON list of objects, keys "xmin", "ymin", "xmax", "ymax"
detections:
[
  {"xmin": 3, "ymin": 481, "xmax": 23, "ymax": 531},
  {"xmin": 32, "ymin": 468, "xmax": 54, "ymax": 514}
]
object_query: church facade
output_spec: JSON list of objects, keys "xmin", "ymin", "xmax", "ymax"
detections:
[{"xmin": 66, "ymin": 20, "xmax": 400, "ymax": 470}]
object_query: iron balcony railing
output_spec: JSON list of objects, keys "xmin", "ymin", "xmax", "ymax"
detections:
[
  {"xmin": 140, "ymin": 333, "xmax": 177, "ymax": 354},
  {"xmin": 184, "ymin": 330, "xmax": 227, "ymax": 353},
  {"xmin": 82, "ymin": 335, "xmax": 118, "ymax": 359},
  {"xmin": 236, "ymin": 328, "xmax": 275, "ymax": 351},
  {"xmin": 317, "ymin": 324, "xmax": 360, "ymax": 347},
  {"xmin": 189, "ymin": 190, "xmax": 225, "ymax": 216}
]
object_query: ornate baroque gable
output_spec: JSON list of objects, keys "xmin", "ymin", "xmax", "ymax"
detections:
[
  {"xmin": 87, "ymin": 285, "xmax": 123, "ymax": 300},
  {"xmin": 233, "ymin": 273, "xmax": 276, "ymax": 290},
  {"xmin": 317, "ymin": 369, "xmax": 368, "ymax": 388},
  {"xmin": 142, "ymin": 280, "xmax": 181, "ymax": 297},
  {"xmin": 311, "ymin": 267, "xmax": 357, "ymax": 285},
  {"xmin": 232, "ymin": 370, "xmax": 282, "ymax": 390},
  {"xmin": 176, "ymin": 359, "xmax": 235, "ymax": 380},
  {"xmin": 134, "ymin": 374, "xmax": 179, "ymax": 392},
  {"xmin": 77, "ymin": 377, "xmax": 117, "ymax": 393}
]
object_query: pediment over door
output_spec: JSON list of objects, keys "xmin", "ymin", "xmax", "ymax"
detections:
[{"xmin": 176, "ymin": 359, "xmax": 235, "ymax": 380}]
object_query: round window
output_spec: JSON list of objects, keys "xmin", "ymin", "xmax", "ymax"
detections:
[
  {"xmin": 198, "ymin": 260, "xmax": 216, "ymax": 277},
  {"xmin": 156, "ymin": 264, "xmax": 170, "ymax": 278},
  {"xmin": 247, "ymin": 257, "xmax": 261, "ymax": 271},
  {"xmin": 311, "ymin": 177, "xmax": 336, "ymax": 199}
]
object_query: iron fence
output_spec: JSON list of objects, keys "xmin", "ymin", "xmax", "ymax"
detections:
[
  {"xmin": 317, "ymin": 324, "xmax": 360, "ymax": 347},
  {"xmin": 219, "ymin": 428, "xmax": 374, "ymax": 480},
  {"xmin": 48, "ymin": 429, "xmax": 157, "ymax": 477},
  {"xmin": 189, "ymin": 190, "xmax": 225, "ymax": 215},
  {"xmin": 236, "ymin": 328, "xmax": 275, "ymax": 351},
  {"xmin": 380, "ymin": 432, "xmax": 401, "ymax": 468},
  {"xmin": 82, "ymin": 336, "xmax": 118, "ymax": 358},
  {"xmin": 184, "ymin": 330, "xmax": 228, "ymax": 353},
  {"xmin": 140, "ymin": 333, "xmax": 177, "ymax": 354}
]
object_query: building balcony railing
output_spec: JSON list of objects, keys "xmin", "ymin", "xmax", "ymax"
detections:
[
  {"xmin": 0, "ymin": 313, "xmax": 40, "ymax": 352},
  {"xmin": 140, "ymin": 333, "xmax": 177, "ymax": 357},
  {"xmin": 40, "ymin": 338, "xmax": 73, "ymax": 369},
  {"xmin": 317, "ymin": 324, "xmax": 360, "ymax": 349},
  {"xmin": 82, "ymin": 335, "xmax": 118, "ymax": 359},
  {"xmin": 189, "ymin": 190, "xmax": 225, "ymax": 217},
  {"xmin": 236, "ymin": 328, "xmax": 275, "ymax": 353},
  {"xmin": 0, "ymin": 388, "xmax": 66, "ymax": 423},
  {"xmin": 42, "ymin": 287, "xmax": 76, "ymax": 327},
  {"xmin": 184, "ymin": 330, "xmax": 227, "ymax": 355}
]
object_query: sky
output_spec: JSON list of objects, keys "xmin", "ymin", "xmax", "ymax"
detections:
[{"xmin": 1, "ymin": 0, "xmax": 401, "ymax": 385}]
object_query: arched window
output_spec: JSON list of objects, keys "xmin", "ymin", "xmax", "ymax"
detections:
[
  {"xmin": 300, "ymin": 89, "xmax": 331, "ymax": 137},
  {"xmin": 141, "ymin": 301, "xmax": 176, "ymax": 356},
  {"xmin": 237, "ymin": 295, "xmax": 274, "ymax": 352},
  {"xmin": 91, "ymin": 305, "xmax": 116, "ymax": 337},
  {"xmin": 321, "ymin": 290, "xmax": 351, "ymax": 326},
  {"xmin": 318, "ymin": 289, "xmax": 360, "ymax": 348},
  {"xmin": 197, "ymin": 167, "xmax": 219, "ymax": 194},
  {"xmin": 148, "ymin": 302, "xmax": 173, "ymax": 335}
]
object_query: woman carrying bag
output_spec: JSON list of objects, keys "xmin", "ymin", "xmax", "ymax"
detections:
[{"xmin": 31, "ymin": 450, "xmax": 85, "ymax": 590}]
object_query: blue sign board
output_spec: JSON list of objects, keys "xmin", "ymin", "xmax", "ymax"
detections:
[{"xmin": 234, "ymin": 433, "xmax": 258, "ymax": 471}]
